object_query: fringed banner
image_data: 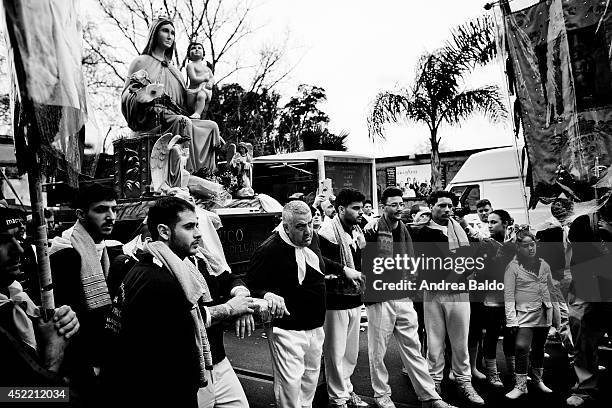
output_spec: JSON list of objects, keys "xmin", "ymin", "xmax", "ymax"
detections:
[
  {"xmin": 505, "ymin": 0, "xmax": 612, "ymax": 202},
  {"xmin": 2, "ymin": 0, "xmax": 87, "ymax": 184}
]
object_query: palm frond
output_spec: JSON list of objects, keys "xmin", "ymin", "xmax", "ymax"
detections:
[
  {"xmin": 408, "ymin": 94, "xmax": 435, "ymax": 126},
  {"xmin": 414, "ymin": 52, "xmax": 462, "ymax": 115},
  {"xmin": 439, "ymin": 85, "xmax": 508, "ymax": 128},
  {"xmin": 320, "ymin": 129, "xmax": 349, "ymax": 151},
  {"xmin": 443, "ymin": 16, "xmax": 497, "ymax": 72},
  {"xmin": 367, "ymin": 91, "xmax": 410, "ymax": 140}
]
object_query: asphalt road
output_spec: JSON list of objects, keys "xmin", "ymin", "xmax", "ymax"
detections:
[{"xmin": 225, "ymin": 326, "xmax": 611, "ymax": 408}]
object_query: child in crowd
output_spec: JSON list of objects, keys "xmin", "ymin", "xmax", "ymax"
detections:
[
  {"xmin": 185, "ymin": 42, "xmax": 214, "ymax": 119},
  {"xmin": 504, "ymin": 228, "xmax": 559, "ymax": 399}
]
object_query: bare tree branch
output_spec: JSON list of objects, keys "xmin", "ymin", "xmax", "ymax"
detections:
[
  {"xmin": 215, "ymin": 62, "xmax": 252, "ymax": 83},
  {"xmin": 96, "ymin": 0, "xmax": 140, "ymax": 54}
]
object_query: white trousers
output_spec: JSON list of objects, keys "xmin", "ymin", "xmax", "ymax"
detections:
[
  {"xmin": 267, "ymin": 326, "xmax": 325, "ymax": 408},
  {"xmin": 423, "ymin": 291, "xmax": 471, "ymax": 383},
  {"xmin": 366, "ymin": 299, "xmax": 440, "ymax": 401},
  {"xmin": 197, "ymin": 357, "xmax": 249, "ymax": 408},
  {"xmin": 323, "ymin": 307, "xmax": 361, "ymax": 404}
]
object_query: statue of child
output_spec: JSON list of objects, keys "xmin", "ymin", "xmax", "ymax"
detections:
[{"xmin": 185, "ymin": 42, "xmax": 214, "ymax": 119}]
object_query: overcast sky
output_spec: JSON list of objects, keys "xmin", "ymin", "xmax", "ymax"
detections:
[
  {"xmin": 74, "ymin": 0, "xmax": 534, "ymax": 157},
  {"xmin": 244, "ymin": 0, "xmax": 521, "ymax": 157}
]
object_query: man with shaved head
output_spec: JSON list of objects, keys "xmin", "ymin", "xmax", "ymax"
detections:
[{"xmin": 247, "ymin": 200, "xmax": 327, "ymax": 408}]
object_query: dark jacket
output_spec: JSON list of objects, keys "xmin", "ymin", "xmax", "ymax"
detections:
[
  {"xmin": 0, "ymin": 302, "xmax": 65, "ymax": 386},
  {"xmin": 536, "ymin": 226, "xmax": 566, "ymax": 281},
  {"xmin": 108, "ymin": 250, "xmax": 247, "ymax": 365},
  {"xmin": 49, "ymin": 247, "xmax": 121, "ymax": 388},
  {"xmin": 318, "ymin": 222, "xmax": 363, "ymax": 310},
  {"xmin": 102, "ymin": 253, "xmax": 200, "ymax": 408},
  {"xmin": 362, "ymin": 221, "xmax": 418, "ymax": 303},
  {"xmin": 568, "ymin": 213, "xmax": 612, "ymax": 301},
  {"xmin": 474, "ymin": 239, "xmax": 515, "ymax": 303},
  {"xmin": 246, "ymin": 232, "xmax": 326, "ymax": 331},
  {"xmin": 0, "ymin": 298, "xmax": 81, "ymax": 406},
  {"xmin": 412, "ymin": 225, "xmax": 476, "ymax": 292}
]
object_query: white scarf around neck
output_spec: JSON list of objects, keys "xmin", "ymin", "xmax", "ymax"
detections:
[
  {"xmin": 277, "ymin": 227, "xmax": 322, "ymax": 284},
  {"xmin": 427, "ymin": 217, "xmax": 470, "ymax": 252}
]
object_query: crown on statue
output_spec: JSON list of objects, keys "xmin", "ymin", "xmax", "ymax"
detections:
[{"xmin": 152, "ymin": 8, "xmax": 172, "ymax": 22}]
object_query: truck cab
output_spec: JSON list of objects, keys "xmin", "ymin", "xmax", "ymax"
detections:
[
  {"xmin": 252, "ymin": 150, "xmax": 378, "ymax": 207},
  {"xmin": 446, "ymin": 146, "xmax": 550, "ymax": 226}
]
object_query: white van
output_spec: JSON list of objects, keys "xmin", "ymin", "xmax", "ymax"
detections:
[{"xmin": 446, "ymin": 146, "xmax": 550, "ymax": 226}]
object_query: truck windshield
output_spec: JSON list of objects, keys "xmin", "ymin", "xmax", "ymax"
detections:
[
  {"xmin": 449, "ymin": 184, "xmax": 480, "ymax": 212},
  {"xmin": 252, "ymin": 161, "xmax": 318, "ymax": 203}
]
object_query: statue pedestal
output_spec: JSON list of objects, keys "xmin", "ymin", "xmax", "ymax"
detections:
[{"xmin": 113, "ymin": 133, "xmax": 161, "ymax": 199}]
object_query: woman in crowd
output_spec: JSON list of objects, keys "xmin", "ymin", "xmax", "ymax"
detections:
[
  {"xmin": 311, "ymin": 206, "xmax": 322, "ymax": 232},
  {"xmin": 476, "ymin": 210, "xmax": 516, "ymax": 388},
  {"xmin": 504, "ymin": 229, "xmax": 558, "ymax": 399}
]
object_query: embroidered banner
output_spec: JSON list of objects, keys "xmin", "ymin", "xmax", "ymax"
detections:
[{"xmin": 505, "ymin": 0, "xmax": 612, "ymax": 200}]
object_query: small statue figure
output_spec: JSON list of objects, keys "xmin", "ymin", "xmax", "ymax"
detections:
[
  {"xmin": 150, "ymin": 133, "xmax": 231, "ymax": 204},
  {"xmin": 150, "ymin": 133, "xmax": 191, "ymax": 192},
  {"xmin": 185, "ymin": 42, "xmax": 214, "ymax": 119},
  {"xmin": 228, "ymin": 142, "xmax": 254, "ymax": 197}
]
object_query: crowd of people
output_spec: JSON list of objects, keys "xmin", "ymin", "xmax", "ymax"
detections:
[{"xmin": 0, "ymin": 183, "xmax": 611, "ymax": 408}]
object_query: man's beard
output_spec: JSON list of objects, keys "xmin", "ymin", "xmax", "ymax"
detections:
[{"xmin": 84, "ymin": 219, "xmax": 113, "ymax": 241}]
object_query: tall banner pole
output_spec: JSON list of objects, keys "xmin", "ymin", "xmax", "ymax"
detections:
[
  {"xmin": 2, "ymin": 0, "xmax": 57, "ymax": 318},
  {"xmin": 26, "ymin": 146, "xmax": 54, "ymax": 320}
]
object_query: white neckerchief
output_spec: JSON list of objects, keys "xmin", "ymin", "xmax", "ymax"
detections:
[
  {"xmin": 427, "ymin": 220, "xmax": 448, "ymax": 236},
  {"xmin": 277, "ymin": 228, "xmax": 322, "ymax": 284}
]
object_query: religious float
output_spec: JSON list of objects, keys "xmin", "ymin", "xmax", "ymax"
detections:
[
  {"xmin": 111, "ymin": 133, "xmax": 282, "ymax": 276},
  {"xmin": 104, "ymin": 17, "xmax": 286, "ymax": 275}
]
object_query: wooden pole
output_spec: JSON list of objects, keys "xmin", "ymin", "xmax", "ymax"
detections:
[
  {"xmin": 26, "ymin": 134, "xmax": 55, "ymax": 320},
  {"xmin": 2, "ymin": 0, "xmax": 55, "ymax": 319}
]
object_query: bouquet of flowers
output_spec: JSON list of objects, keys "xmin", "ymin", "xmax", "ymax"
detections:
[
  {"xmin": 127, "ymin": 69, "xmax": 165, "ymax": 103},
  {"xmin": 215, "ymin": 168, "xmax": 239, "ymax": 195}
]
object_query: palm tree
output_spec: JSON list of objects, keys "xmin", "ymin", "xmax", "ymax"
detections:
[
  {"xmin": 302, "ymin": 125, "xmax": 349, "ymax": 151},
  {"xmin": 367, "ymin": 16, "xmax": 507, "ymax": 190}
]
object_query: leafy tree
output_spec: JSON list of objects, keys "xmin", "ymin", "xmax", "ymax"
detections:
[
  {"xmin": 277, "ymin": 84, "xmax": 329, "ymax": 152},
  {"xmin": 207, "ymin": 83, "xmax": 280, "ymax": 156},
  {"xmin": 367, "ymin": 16, "xmax": 506, "ymax": 189}
]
